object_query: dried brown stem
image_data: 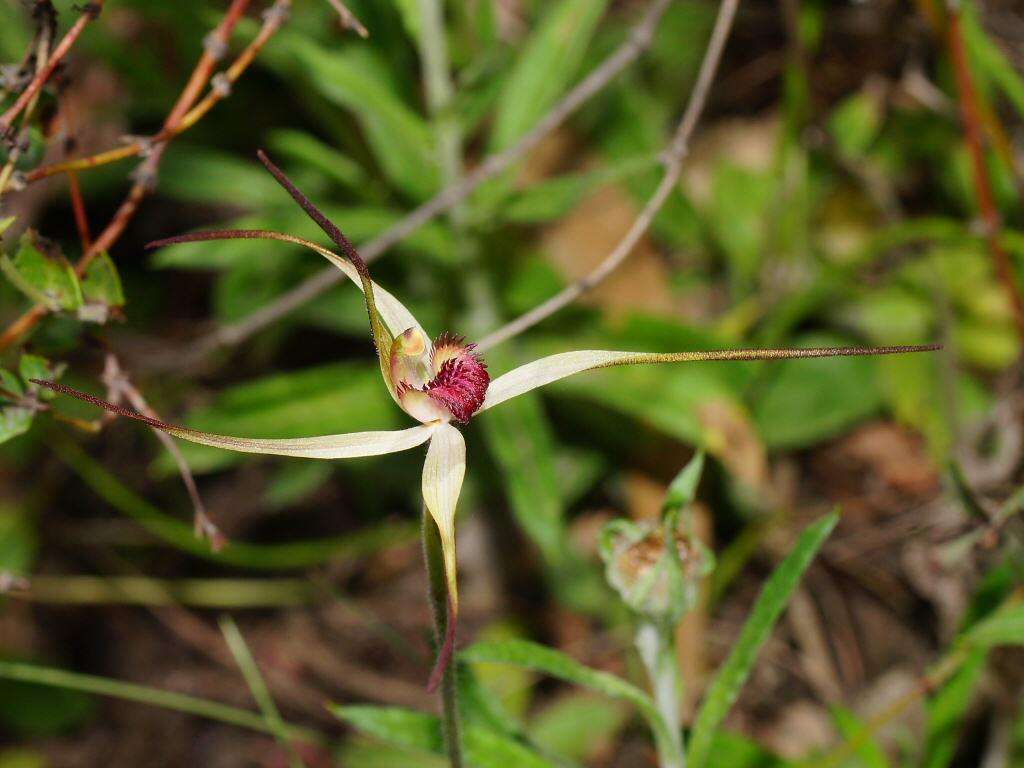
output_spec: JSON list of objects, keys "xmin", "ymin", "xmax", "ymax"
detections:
[
  {"xmin": 477, "ymin": 0, "xmax": 740, "ymax": 351},
  {"xmin": 0, "ymin": 1, "xmax": 103, "ymax": 133},
  {"xmin": 67, "ymin": 171, "xmax": 91, "ymax": 249},
  {"xmin": 324, "ymin": 0, "xmax": 368, "ymax": 38},
  {"xmin": 172, "ymin": 0, "xmax": 676, "ymax": 362},
  {"xmin": 0, "ymin": 0, "xmax": 294, "ymax": 352},
  {"xmin": 946, "ymin": 7, "xmax": 1024, "ymax": 340},
  {"xmin": 99, "ymin": 355, "xmax": 224, "ymax": 551}
]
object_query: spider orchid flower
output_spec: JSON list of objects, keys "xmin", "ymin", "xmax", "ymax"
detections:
[{"xmin": 33, "ymin": 151, "xmax": 939, "ymax": 689}]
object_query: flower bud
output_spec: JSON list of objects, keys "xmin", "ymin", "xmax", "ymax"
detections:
[{"xmin": 600, "ymin": 519, "xmax": 713, "ymax": 623}]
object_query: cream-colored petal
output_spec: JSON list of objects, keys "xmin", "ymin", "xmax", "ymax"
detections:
[
  {"xmin": 32, "ymin": 378, "xmax": 436, "ymax": 459},
  {"xmin": 479, "ymin": 345, "xmax": 940, "ymax": 412},
  {"xmin": 421, "ymin": 423, "xmax": 465, "ymax": 612},
  {"xmin": 162, "ymin": 422, "xmax": 436, "ymax": 459}
]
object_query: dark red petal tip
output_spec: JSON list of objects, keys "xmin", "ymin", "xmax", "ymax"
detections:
[{"xmin": 31, "ymin": 379, "xmax": 170, "ymax": 431}]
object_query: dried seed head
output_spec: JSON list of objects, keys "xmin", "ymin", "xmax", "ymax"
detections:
[{"xmin": 601, "ymin": 521, "xmax": 712, "ymax": 621}]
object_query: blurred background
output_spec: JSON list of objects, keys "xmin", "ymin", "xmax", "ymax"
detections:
[{"xmin": 1, "ymin": 0, "xmax": 1023, "ymax": 765}]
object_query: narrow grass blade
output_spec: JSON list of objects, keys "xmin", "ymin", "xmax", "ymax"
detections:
[
  {"xmin": 219, "ymin": 617, "xmax": 305, "ymax": 767},
  {"xmin": 50, "ymin": 436, "xmax": 416, "ymax": 570},
  {"xmin": 688, "ymin": 512, "xmax": 839, "ymax": 768},
  {"xmin": 0, "ymin": 660, "xmax": 323, "ymax": 744},
  {"xmin": 333, "ymin": 705, "xmax": 558, "ymax": 768}
]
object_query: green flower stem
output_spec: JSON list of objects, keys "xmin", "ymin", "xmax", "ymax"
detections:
[
  {"xmin": 423, "ymin": 507, "xmax": 463, "ymax": 768},
  {"xmin": 636, "ymin": 619, "xmax": 686, "ymax": 768}
]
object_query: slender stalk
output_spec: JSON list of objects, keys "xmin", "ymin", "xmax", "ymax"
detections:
[
  {"xmin": 945, "ymin": 4, "xmax": 1024, "ymax": 340},
  {"xmin": 0, "ymin": 1, "xmax": 103, "ymax": 132},
  {"xmin": 476, "ymin": 0, "xmax": 741, "ymax": 351},
  {"xmin": 636, "ymin": 620, "xmax": 686, "ymax": 768},
  {"xmin": 0, "ymin": 659, "xmax": 325, "ymax": 745},
  {"xmin": 423, "ymin": 508, "xmax": 463, "ymax": 768}
]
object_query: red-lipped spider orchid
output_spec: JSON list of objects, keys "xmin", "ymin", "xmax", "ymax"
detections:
[{"xmin": 33, "ymin": 151, "xmax": 939, "ymax": 689}]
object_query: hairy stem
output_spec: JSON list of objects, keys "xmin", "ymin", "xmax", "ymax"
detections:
[
  {"xmin": 423, "ymin": 508, "xmax": 462, "ymax": 768},
  {"xmin": 637, "ymin": 620, "xmax": 686, "ymax": 768}
]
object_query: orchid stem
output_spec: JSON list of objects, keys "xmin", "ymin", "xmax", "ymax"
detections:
[
  {"xmin": 636, "ymin": 619, "xmax": 686, "ymax": 768},
  {"xmin": 422, "ymin": 507, "xmax": 463, "ymax": 768}
]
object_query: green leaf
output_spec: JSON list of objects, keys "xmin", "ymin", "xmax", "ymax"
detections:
[
  {"xmin": 389, "ymin": 0, "xmax": 421, "ymax": 44},
  {"xmin": 688, "ymin": 512, "xmax": 839, "ymax": 768},
  {"xmin": 0, "ymin": 369, "xmax": 23, "ymax": 398},
  {"xmin": 336, "ymin": 706, "xmax": 441, "ymax": 752},
  {"xmin": 333, "ymin": 705, "xmax": 558, "ymax": 768},
  {"xmin": 963, "ymin": 601, "xmax": 1024, "ymax": 648},
  {"xmin": 662, "ymin": 451, "xmax": 705, "ymax": 519},
  {"xmin": 0, "ymin": 404, "xmax": 33, "ymax": 445},
  {"xmin": 829, "ymin": 90, "xmax": 883, "ymax": 159},
  {"xmin": 0, "ymin": 217, "xmax": 15, "ymax": 237},
  {"xmin": 702, "ymin": 731, "xmax": 791, "ymax": 767},
  {"xmin": 0, "ymin": 748, "xmax": 47, "ymax": 768},
  {"xmin": 528, "ymin": 693, "xmax": 630, "ymax": 763},
  {"xmin": 962, "ymin": 5, "xmax": 1024, "ymax": 120},
  {"xmin": 0, "ymin": 354, "xmax": 62, "ymax": 445},
  {"xmin": 0, "ymin": 231, "xmax": 82, "ymax": 311},
  {"xmin": 19, "ymin": 354, "xmax": 64, "ymax": 401},
  {"xmin": 921, "ymin": 649, "xmax": 986, "ymax": 768},
  {"xmin": 160, "ymin": 146, "xmax": 286, "ymax": 208},
  {"xmin": 459, "ymin": 639, "xmax": 677, "ymax": 758},
  {"xmin": 489, "ymin": 0, "xmax": 610, "ymax": 151},
  {"xmin": 478, "ymin": 391, "xmax": 564, "ymax": 564},
  {"xmin": 831, "ymin": 706, "xmax": 890, "ymax": 768},
  {"xmin": 0, "ymin": 506, "xmax": 36, "ymax": 574},
  {"xmin": 79, "ymin": 252, "xmax": 125, "ymax": 322},
  {"xmin": 283, "ymin": 37, "xmax": 439, "ymax": 199},
  {"xmin": 751, "ymin": 336, "xmax": 883, "ymax": 449},
  {"xmin": 501, "ymin": 155, "xmax": 659, "ymax": 224},
  {"xmin": 706, "ymin": 163, "xmax": 772, "ymax": 289},
  {"xmin": 267, "ymin": 129, "xmax": 368, "ymax": 191},
  {"xmin": 0, "ymin": 672, "xmax": 95, "ymax": 738}
]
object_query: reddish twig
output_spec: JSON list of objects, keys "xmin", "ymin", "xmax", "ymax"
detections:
[
  {"xmin": 947, "ymin": 7, "xmax": 1024, "ymax": 339},
  {"xmin": 0, "ymin": 0, "xmax": 301, "ymax": 352},
  {"xmin": 67, "ymin": 171, "xmax": 91, "ymax": 249},
  {"xmin": 0, "ymin": 1, "xmax": 103, "ymax": 134},
  {"xmin": 26, "ymin": 0, "xmax": 288, "ymax": 183}
]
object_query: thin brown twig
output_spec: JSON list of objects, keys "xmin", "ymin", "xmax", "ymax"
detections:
[
  {"xmin": 0, "ymin": 1, "xmax": 103, "ymax": 134},
  {"xmin": 67, "ymin": 171, "xmax": 91, "ymax": 249},
  {"xmin": 0, "ymin": 10, "xmax": 55, "ymax": 195},
  {"xmin": 26, "ymin": 0, "xmax": 286, "ymax": 183},
  {"xmin": 166, "ymin": 0, "xmax": 675, "ymax": 365},
  {"xmin": 100, "ymin": 354, "xmax": 225, "ymax": 551},
  {"xmin": 946, "ymin": 6, "xmax": 1024, "ymax": 340},
  {"xmin": 0, "ymin": 0, "xmax": 297, "ymax": 352},
  {"xmin": 324, "ymin": 0, "xmax": 368, "ymax": 38},
  {"xmin": 476, "ymin": 0, "xmax": 740, "ymax": 351}
]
